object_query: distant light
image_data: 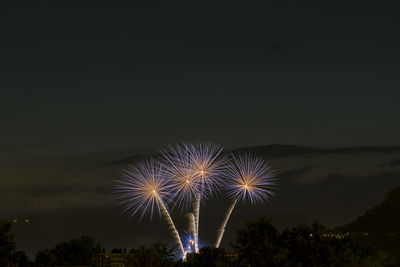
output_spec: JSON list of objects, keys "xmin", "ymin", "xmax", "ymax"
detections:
[{"xmin": 12, "ymin": 219, "xmax": 17, "ymax": 223}]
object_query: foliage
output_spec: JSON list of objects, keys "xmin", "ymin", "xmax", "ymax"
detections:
[
  {"xmin": 126, "ymin": 243, "xmax": 175, "ymax": 267},
  {"xmin": 0, "ymin": 220, "xmax": 16, "ymax": 266},
  {"xmin": 0, "ymin": 220, "xmax": 34, "ymax": 267},
  {"xmin": 36, "ymin": 249, "xmax": 56, "ymax": 267},
  {"xmin": 347, "ymin": 232, "xmax": 400, "ymax": 263},
  {"xmin": 233, "ymin": 217, "xmax": 284, "ymax": 266},
  {"xmin": 90, "ymin": 219, "xmax": 398, "ymax": 267},
  {"xmin": 35, "ymin": 236, "xmax": 101, "ymax": 266},
  {"xmin": 9, "ymin": 216, "xmax": 398, "ymax": 267},
  {"xmin": 232, "ymin": 217, "xmax": 397, "ymax": 267},
  {"xmin": 181, "ymin": 247, "xmax": 232, "ymax": 267},
  {"xmin": 11, "ymin": 250, "xmax": 34, "ymax": 267}
]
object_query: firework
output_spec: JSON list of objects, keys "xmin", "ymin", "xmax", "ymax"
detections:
[
  {"xmin": 182, "ymin": 232, "xmax": 196, "ymax": 254},
  {"xmin": 193, "ymin": 194, "xmax": 200, "ymax": 253},
  {"xmin": 113, "ymin": 158, "xmax": 185, "ymax": 257},
  {"xmin": 162, "ymin": 142, "xmax": 228, "ymax": 253},
  {"xmin": 161, "ymin": 142, "xmax": 227, "ymax": 206},
  {"xmin": 184, "ymin": 142, "xmax": 227, "ymax": 252},
  {"xmin": 186, "ymin": 212, "xmax": 196, "ymax": 239},
  {"xmin": 181, "ymin": 212, "xmax": 197, "ymax": 255},
  {"xmin": 113, "ymin": 142, "xmax": 278, "ymax": 259},
  {"xmin": 215, "ymin": 152, "xmax": 277, "ymax": 248},
  {"xmin": 160, "ymin": 144, "xmax": 201, "ymax": 210},
  {"xmin": 184, "ymin": 142, "xmax": 227, "ymax": 194}
]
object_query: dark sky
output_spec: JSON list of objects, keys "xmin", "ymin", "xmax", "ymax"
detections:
[
  {"xmin": 1, "ymin": 0, "xmax": 400, "ymax": 258},
  {"xmin": 1, "ymin": 0, "xmax": 400, "ymax": 154}
]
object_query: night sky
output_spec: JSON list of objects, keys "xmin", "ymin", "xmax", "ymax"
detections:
[{"xmin": 1, "ymin": 0, "xmax": 400, "ymax": 258}]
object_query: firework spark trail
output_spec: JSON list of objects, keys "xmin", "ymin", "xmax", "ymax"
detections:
[
  {"xmin": 215, "ymin": 152, "xmax": 276, "ymax": 248},
  {"xmin": 156, "ymin": 195, "xmax": 185, "ymax": 258},
  {"xmin": 215, "ymin": 198, "xmax": 238, "ymax": 248},
  {"xmin": 187, "ymin": 212, "xmax": 196, "ymax": 238},
  {"xmin": 193, "ymin": 193, "xmax": 201, "ymax": 253},
  {"xmin": 183, "ymin": 213, "xmax": 197, "ymax": 254}
]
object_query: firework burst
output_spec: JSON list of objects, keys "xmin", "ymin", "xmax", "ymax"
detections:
[
  {"xmin": 161, "ymin": 144, "xmax": 202, "ymax": 210},
  {"xmin": 184, "ymin": 142, "xmax": 227, "ymax": 194},
  {"xmin": 225, "ymin": 152, "xmax": 276, "ymax": 204},
  {"xmin": 215, "ymin": 152, "xmax": 277, "ymax": 248},
  {"xmin": 113, "ymin": 159, "xmax": 173, "ymax": 219},
  {"xmin": 113, "ymin": 158, "xmax": 185, "ymax": 257}
]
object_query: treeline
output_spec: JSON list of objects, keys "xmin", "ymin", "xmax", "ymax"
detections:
[
  {"xmin": 0, "ymin": 220, "xmax": 100, "ymax": 267},
  {"xmin": 0, "ymin": 220, "xmax": 31, "ymax": 266},
  {"xmin": 35, "ymin": 236, "xmax": 101, "ymax": 266},
  {"xmin": 1, "ymin": 218, "xmax": 398, "ymax": 267}
]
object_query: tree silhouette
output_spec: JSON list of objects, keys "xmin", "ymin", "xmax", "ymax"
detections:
[
  {"xmin": 0, "ymin": 220, "xmax": 16, "ymax": 266},
  {"xmin": 232, "ymin": 217, "xmax": 396, "ymax": 267},
  {"xmin": 36, "ymin": 236, "xmax": 101, "ymax": 266},
  {"xmin": 233, "ymin": 217, "xmax": 285, "ymax": 266},
  {"xmin": 182, "ymin": 247, "xmax": 231, "ymax": 267},
  {"xmin": 36, "ymin": 249, "xmax": 56, "ymax": 267},
  {"xmin": 125, "ymin": 243, "xmax": 175, "ymax": 267}
]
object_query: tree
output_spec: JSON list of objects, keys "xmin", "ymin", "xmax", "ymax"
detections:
[
  {"xmin": 36, "ymin": 236, "xmax": 101, "ymax": 266},
  {"xmin": 232, "ymin": 217, "xmax": 397, "ymax": 267},
  {"xmin": 182, "ymin": 247, "xmax": 232, "ymax": 267},
  {"xmin": 36, "ymin": 249, "xmax": 56, "ymax": 267},
  {"xmin": 53, "ymin": 236, "xmax": 101, "ymax": 266},
  {"xmin": 11, "ymin": 250, "xmax": 31, "ymax": 267},
  {"xmin": 0, "ymin": 220, "xmax": 16, "ymax": 266},
  {"xmin": 233, "ymin": 217, "xmax": 285, "ymax": 266},
  {"xmin": 278, "ymin": 222, "xmax": 335, "ymax": 266},
  {"xmin": 126, "ymin": 243, "xmax": 175, "ymax": 267}
]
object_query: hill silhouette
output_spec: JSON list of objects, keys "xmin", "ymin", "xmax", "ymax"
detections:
[
  {"xmin": 338, "ymin": 186, "xmax": 400, "ymax": 233},
  {"xmin": 336, "ymin": 186, "xmax": 400, "ymax": 262}
]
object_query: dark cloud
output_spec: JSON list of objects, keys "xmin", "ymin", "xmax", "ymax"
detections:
[
  {"xmin": 278, "ymin": 166, "xmax": 316, "ymax": 184},
  {"xmin": 107, "ymin": 145, "xmax": 400, "ymax": 166},
  {"xmin": 237, "ymin": 145, "xmax": 400, "ymax": 158},
  {"xmin": 389, "ymin": 159, "xmax": 400, "ymax": 168}
]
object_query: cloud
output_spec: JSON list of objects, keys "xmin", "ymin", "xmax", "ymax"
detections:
[{"xmin": 389, "ymin": 159, "xmax": 400, "ymax": 168}]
